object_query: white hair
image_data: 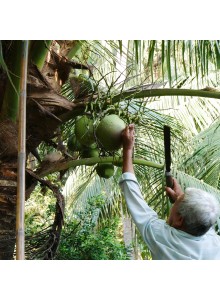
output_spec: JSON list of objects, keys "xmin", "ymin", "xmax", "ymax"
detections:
[{"xmin": 178, "ymin": 188, "xmax": 220, "ymax": 236}]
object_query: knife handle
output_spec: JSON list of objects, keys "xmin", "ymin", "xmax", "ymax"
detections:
[{"xmin": 165, "ymin": 171, "xmax": 173, "ymax": 189}]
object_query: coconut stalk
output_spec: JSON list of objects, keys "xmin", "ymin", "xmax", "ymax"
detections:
[{"xmin": 16, "ymin": 40, "xmax": 29, "ymax": 260}]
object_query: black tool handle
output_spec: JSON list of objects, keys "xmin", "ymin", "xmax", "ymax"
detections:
[{"xmin": 165, "ymin": 171, "xmax": 173, "ymax": 189}]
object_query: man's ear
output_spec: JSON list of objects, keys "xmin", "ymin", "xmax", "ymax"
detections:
[{"xmin": 175, "ymin": 214, "xmax": 184, "ymax": 228}]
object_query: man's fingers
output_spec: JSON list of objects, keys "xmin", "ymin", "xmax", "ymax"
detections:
[
  {"xmin": 122, "ymin": 124, "xmax": 135, "ymax": 136},
  {"xmin": 165, "ymin": 186, "xmax": 172, "ymax": 195},
  {"xmin": 165, "ymin": 186, "xmax": 177, "ymax": 202},
  {"xmin": 128, "ymin": 124, "xmax": 135, "ymax": 136}
]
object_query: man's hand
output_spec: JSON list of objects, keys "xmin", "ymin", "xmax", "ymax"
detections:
[
  {"xmin": 121, "ymin": 124, "xmax": 135, "ymax": 174},
  {"xmin": 121, "ymin": 124, "xmax": 135, "ymax": 151},
  {"xmin": 165, "ymin": 178, "xmax": 184, "ymax": 203}
]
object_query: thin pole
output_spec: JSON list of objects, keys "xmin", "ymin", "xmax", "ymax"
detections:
[{"xmin": 16, "ymin": 40, "xmax": 29, "ymax": 260}]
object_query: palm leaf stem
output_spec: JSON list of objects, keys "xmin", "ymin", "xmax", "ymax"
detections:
[
  {"xmin": 60, "ymin": 87, "xmax": 220, "ymax": 124},
  {"xmin": 111, "ymin": 88, "xmax": 220, "ymax": 104},
  {"xmin": 38, "ymin": 156, "xmax": 164, "ymax": 177}
]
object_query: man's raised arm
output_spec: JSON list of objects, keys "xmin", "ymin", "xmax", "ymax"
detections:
[{"xmin": 121, "ymin": 124, "xmax": 135, "ymax": 174}]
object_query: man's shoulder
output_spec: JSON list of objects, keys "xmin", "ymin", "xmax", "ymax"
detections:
[
  {"xmin": 205, "ymin": 227, "xmax": 220, "ymax": 239},
  {"xmin": 147, "ymin": 218, "xmax": 169, "ymax": 232}
]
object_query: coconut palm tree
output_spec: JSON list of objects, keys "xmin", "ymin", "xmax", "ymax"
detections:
[{"xmin": 1, "ymin": 40, "xmax": 220, "ymax": 259}]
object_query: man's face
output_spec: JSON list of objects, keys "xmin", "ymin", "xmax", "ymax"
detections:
[{"xmin": 167, "ymin": 195, "xmax": 184, "ymax": 229}]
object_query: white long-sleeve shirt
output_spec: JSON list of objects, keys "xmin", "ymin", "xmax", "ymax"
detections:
[{"xmin": 119, "ymin": 172, "xmax": 220, "ymax": 260}]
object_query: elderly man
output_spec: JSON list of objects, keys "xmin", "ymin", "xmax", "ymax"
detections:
[{"xmin": 119, "ymin": 124, "xmax": 220, "ymax": 259}]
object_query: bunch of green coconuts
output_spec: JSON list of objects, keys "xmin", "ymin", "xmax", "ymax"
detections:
[{"xmin": 67, "ymin": 114, "xmax": 126, "ymax": 179}]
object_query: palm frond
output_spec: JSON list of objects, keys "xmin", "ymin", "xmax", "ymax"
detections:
[
  {"xmin": 174, "ymin": 169, "xmax": 220, "ymax": 201},
  {"xmin": 63, "ymin": 165, "xmax": 123, "ymax": 223},
  {"xmin": 180, "ymin": 118, "xmax": 220, "ymax": 188}
]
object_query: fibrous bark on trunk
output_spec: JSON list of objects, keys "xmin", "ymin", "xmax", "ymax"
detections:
[{"xmin": 0, "ymin": 160, "xmax": 17, "ymax": 259}]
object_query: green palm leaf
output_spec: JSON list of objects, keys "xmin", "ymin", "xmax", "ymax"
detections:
[{"xmin": 180, "ymin": 118, "xmax": 220, "ymax": 188}]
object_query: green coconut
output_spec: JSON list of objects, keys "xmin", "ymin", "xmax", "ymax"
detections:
[
  {"xmin": 81, "ymin": 147, "xmax": 99, "ymax": 158},
  {"xmin": 89, "ymin": 142, "xmax": 98, "ymax": 149},
  {"xmin": 96, "ymin": 163, "xmax": 114, "ymax": 179},
  {"xmin": 75, "ymin": 115, "xmax": 95, "ymax": 146},
  {"xmin": 67, "ymin": 134, "xmax": 83, "ymax": 152},
  {"xmin": 96, "ymin": 114, "xmax": 126, "ymax": 151}
]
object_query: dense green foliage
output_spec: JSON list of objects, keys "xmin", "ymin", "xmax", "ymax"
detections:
[
  {"xmin": 25, "ymin": 183, "xmax": 56, "ymax": 236},
  {"xmin": 55, "ymin": 195, "xmax": 130, "ymax": 260}
]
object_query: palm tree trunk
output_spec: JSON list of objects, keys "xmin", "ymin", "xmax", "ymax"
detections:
[
  {"xmin": 0, "ymin": 160, "xmax": 17, "ymax": 259},
  {"xmin": 0, "ymin": 59, "xmax": 84, "ymax": 259},
  {"xmin": 122, "ymin": 216, "xmax": 136, "ymax": 259},
  {"xmin": 120, "ymin": 200, "xmax": 135, "ymax": 259}
]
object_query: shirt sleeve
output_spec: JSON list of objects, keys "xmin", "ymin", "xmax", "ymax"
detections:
[{"xmin": 119, "ymin": 172, "xmax": 162, "ymax": 250}]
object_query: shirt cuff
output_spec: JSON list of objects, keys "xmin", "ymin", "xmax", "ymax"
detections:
[{"xmin": 119, "ymin": 172, "xmax": 137, "ymax": 183}]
